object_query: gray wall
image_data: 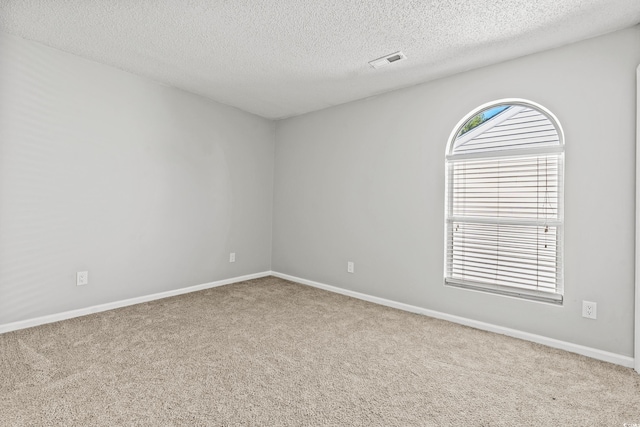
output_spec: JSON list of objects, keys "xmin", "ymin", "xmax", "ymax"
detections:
[
  {"xmin": 0, "ymin": 33, "xmax": 275, "ymax": 325},
  {"xmin": 2, "ymin": 26, "xmax": 639, "ymax": 358},
  {"xmin": 273, "ymin": 26, "xmax": 640, "ymax": 357}
]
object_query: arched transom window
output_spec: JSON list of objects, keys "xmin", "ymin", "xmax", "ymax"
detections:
[{"xmin": 445, "ymin": 99, "xmax": 564, "ymax": 304}]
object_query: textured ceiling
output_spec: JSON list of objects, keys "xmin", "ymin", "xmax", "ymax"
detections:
[{"xmin": 1, "ymin": 1, "xmax": 640, "ymax": 119}]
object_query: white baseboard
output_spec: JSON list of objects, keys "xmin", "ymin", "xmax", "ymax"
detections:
[
  {"xmin": 0, "ymin": 271, "xmax": 271, "ymax": 335},
  {"xmin": 3, "ymin": 270, "xmax": 634, "ymax": 369},
  {"xmin": 271, "ymin": 271, "xmax": 635, "ymax": 369}
]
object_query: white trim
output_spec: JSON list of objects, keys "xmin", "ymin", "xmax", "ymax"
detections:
[
  {"xmin": 444, "ymin": 278, "xmax": 563, "ymax": 304},
  {"xmin": 447, "ymin": 215, "xmax": 562, "ymax": 227},
  {"xmin": 444, "ymin": 98, "xmax": 566, "ymax": 305},
  {"xmin": 272, "ymin": 271, "xmax": 634, "ymax": 368},
  {"xmin": 635, "ymin": 65, "xmax": 640, "ymax": 374},
  {"xmin": 446, "ymin": 145, "xmax": 564, "ymax": 161},
  {"xmin": 0, "ymin": 271, "xmax": 271, "ymax": 335},
  {"xmin": 3, "ymin": 269, "xmax": 633, "ymax": 369}
]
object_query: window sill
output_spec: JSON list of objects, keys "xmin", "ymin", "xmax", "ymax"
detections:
[{"xmin": 445, "ymin": 278, "xmax": 563, "ymax": 305}]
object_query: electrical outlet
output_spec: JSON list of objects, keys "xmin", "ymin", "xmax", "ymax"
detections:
[
  {"xmin": 347, "ymin": 261, "xmax": 354, "ymax": 274},
  {"xmin": 229, "ymin": 252, "xmax": 236, "ymax": 263},
  {"xmin": 582, "ymin": 301, "xmax": 597, "ymax": 319},
  {"xmin": 76, "ymin": 271, "xmax": 88, "ymax": 286}
]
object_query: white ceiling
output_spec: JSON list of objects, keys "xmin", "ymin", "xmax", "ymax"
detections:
[{"xmin": 1, "ymin": 1, "xmax": 640, "ymax": 120}]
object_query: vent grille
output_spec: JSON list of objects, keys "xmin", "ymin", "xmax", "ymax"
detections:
[{"xmin": 369, "ymin": 51, "xmax": 406, "ymax": 69}]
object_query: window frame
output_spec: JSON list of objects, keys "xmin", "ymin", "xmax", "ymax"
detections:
[{"xmin": 444, "ymin": 99, "xmax": 565, "ymax": 304}]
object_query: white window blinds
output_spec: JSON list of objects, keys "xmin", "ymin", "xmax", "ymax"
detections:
[{"xmin": 445, "ymin": 101, "xmax": 564, "ymax": 303}]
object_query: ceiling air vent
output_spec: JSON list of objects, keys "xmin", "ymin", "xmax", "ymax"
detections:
[{"xmin": 369, "ymin": 51, "xmax": 407, "ymax": 69}]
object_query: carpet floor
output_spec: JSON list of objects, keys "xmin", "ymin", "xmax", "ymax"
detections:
[{"xmin": 1, "ymin": 276, "xmax": 639, "ymax": 426}]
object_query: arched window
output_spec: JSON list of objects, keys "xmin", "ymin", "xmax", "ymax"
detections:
[{"xmin": 445, "ymin": 99, "xmax": 564, "ymax": 304}]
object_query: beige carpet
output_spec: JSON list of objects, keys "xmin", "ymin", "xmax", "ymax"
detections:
[{"xmin": 1, "ymin": 276, "xmax": 639, "ymax": 426}]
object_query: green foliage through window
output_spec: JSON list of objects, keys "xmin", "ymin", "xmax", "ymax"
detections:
[{"xmin": 457, "ymin": 105, "xmax": 509, "ymax": 137}]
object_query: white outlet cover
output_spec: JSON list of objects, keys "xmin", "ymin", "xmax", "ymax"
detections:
[
  {"xmin": 582, "ymin": 301, "xmax": 597, "ymax": 319},
  {"xmin": 76, "ymin": 271, "xmax": 88, "ymax": 286},
  {"xmin": 347, "ymin": 262, "xmax": 354, "ymax": 273}
]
